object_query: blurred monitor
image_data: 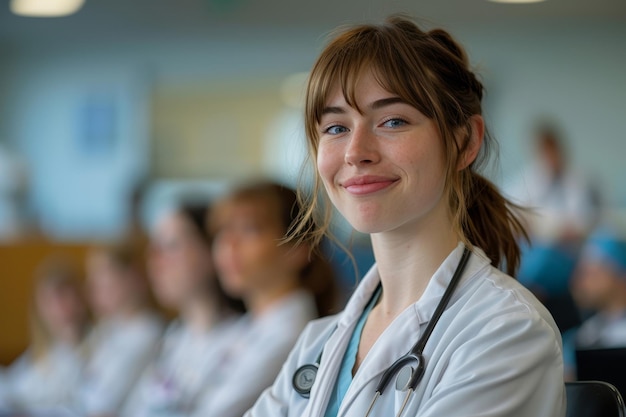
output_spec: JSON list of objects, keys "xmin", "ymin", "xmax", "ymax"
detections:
[{"xmin": 576, "ymin": 347, "xmax": 626, "ymax": 396}]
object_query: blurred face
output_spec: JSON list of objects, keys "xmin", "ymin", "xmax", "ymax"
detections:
[
  {"xmin": 538, "ymin": 136, "xmax": 564, "ymax": 177},
  {"xmin": 148, "ymin": 212, "xmax": 213, "ymax": 309},
  {"xmin": 212, "ymin": 198, "xmax": 297, "ymax": 299},
  {"xmin": 35, "ymin": 281, "xmax": 85, "ymax": 338},
  {"xmin": 86, "ymin": 252, "xmax": 137, "ymax": 318},
  {"xmin": 315, "ymin": 71, "xmax": 449, "ymax": 235},
  {"xmin": 572, "ymin": 260, "xmax": 619, "ymax": 310}
]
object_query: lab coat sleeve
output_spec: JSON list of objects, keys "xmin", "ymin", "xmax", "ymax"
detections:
[
  {"xmin": 242, "ymin": 324, "xmax": 312, "ymax": 417},
  {"xmin": 80, "ymin": 326, "xmax": 162, "ymax": 415},
  {"xmin": 192, "ymin": 326, "xmax": 303, "ymax": 417},
  {"xmin": 418, "ymin": 310, "xmax": 566, "ymax": 417}
]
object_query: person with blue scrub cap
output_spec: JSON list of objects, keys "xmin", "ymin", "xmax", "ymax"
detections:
[{"xmin": 571, "ymin": 228, "xmax": 626, "ymax": 348}]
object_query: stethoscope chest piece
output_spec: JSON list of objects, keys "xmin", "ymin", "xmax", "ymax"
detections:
[{"xmin": 292, "ymin": 363, "xmax": 319, "ymax": 398}]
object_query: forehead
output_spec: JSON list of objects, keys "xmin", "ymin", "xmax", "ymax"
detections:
[
  {"xmin": 323, "ymin": 70, "xmax": 397, "ymax": 107},
  {"xmin": 218, "ymin": 195, "xmax": 279, "ymax": 224}
]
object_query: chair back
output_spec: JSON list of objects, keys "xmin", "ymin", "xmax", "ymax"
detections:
[{"xmin": 566, "ymin": 381, "xmax": 626, "ymax": 417}]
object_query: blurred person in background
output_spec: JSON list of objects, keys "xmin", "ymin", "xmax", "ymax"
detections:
[
  {"xmin": 562, "ymin": 227, "xmax": 626, "ymax": 379},
  {"xmin": 193, "ymin": 181, "xmax": 337, "ymax": 417},
  {"xmin": 506, "ymin": 122, "xmax": 600, "ymax": 333},
  {"xmin": 120, "ymin": 203, "xmax": 243, "ymax": 417},
  {"xmin": 0, "ymin": 257, "xmax": 89, "ymax": 413},
  {"xmin": 76, "ymin": 243, "xmax": 164, "ymax": 416},
  {"xmin": 508, "ymin": 122, "xmax": 600, "ymax": 244}
]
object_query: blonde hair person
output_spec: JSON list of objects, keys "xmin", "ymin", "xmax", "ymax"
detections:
[
  {"xmin": 245, "ymin": 16, "xmax": 565, "ymax": 417},
  {"xmin": 1, "ymin": 257, "xmax": 89, "ymax": 413}
]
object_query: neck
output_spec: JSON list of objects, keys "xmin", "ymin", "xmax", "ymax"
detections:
[
  {"xmin": 370, "ymin": 207, "xmax": 460, "ymax": 318},
  {"xmin": 110, "ymin": 302, "xmax": 143, "ymax": 321},
  {"xmin": 603, "ymin": 288, "xmax": 626, "ymax": 315},
  {"xmin": 181, "ymin": 291, "xmax": 221, "ymax": 334},
  {"xmin": 245, "ymin": 278, "xmax": 300, "ymax": 318},
  {"xmin": 53, "ymin": 324, "xmax": 82, "ymax": 346}
]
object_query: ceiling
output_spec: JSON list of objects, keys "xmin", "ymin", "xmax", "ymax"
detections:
[{"xmin": 0, "ymin": 0, "xmax": 625, "ymax": 47}]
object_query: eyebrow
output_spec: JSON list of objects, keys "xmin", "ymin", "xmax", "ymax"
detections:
[
  {"xmin": 370, "ymin": 96, "xmax": 406, "ymax": 110},
  {"xmin": 320, "ymin": 96, "xmax": 407, "ymax": 117}
]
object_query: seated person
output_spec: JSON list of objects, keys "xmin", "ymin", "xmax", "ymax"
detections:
[
  {"xmin": 194, "ymin": 181, "xmax": 337, "ymax": 417},
  {"xmin": 76, "ymin": 243, "xmax": 164, "ymax": 416},
  {"xmin": 120, "ymin": 203, "xmax": 243, "ymax": 417},
  {"xmin": 0, "ymin": 258, "xmax": 89, "ymax": 414},
  {"xmin": 564, "ymin": 228, "xmax": 626, "ymax": 378}
]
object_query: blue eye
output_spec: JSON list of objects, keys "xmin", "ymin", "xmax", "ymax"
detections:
[
  {"xmin": 382, "ymin": 118, "xmax": 407, "ymax": 128},
  {"xmin": 324, "ymin": 125, "xmax": 348, "ymax": 135}
]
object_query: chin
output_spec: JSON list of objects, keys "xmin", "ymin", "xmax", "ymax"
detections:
[{"xmin": 348, "ymin": 219, "xmax": 391, "ymax": 235}]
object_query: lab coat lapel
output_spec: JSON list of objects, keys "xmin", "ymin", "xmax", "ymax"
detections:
[
  {"xmin": 303, "ymin": 267, "xmax": 382, "ymax": 417},
  {"xmin": 335, "ymin": 243, "xmax": 471, "ymax": 417}
]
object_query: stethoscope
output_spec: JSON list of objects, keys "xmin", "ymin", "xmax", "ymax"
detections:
[{"xmin": 292, "ymin": 247, "xmax": 472, "ymax": 417}]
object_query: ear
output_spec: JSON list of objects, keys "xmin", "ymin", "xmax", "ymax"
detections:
[{"xmin": 457, "ymin": 114, "xmax": 484, "ymax": 171}]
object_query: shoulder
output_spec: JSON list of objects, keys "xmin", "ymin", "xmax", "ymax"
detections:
[
  {"xmin": 286, "ymin": 315, "xmax": 340, "ymax": 362},
  {"xmin": 453, "ymin": 253, "xmax": 561, "ymax": 349}
]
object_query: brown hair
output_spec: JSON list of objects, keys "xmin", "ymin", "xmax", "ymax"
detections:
[
  {"xmin": 89, "ymin": 241, "xmax": 140, "ymax": 273},
  {"xmin": 296, "ymin": 15, "xmax": 527, "ymax": 275},
  {"xmin": 175, "ymin": 202, "xmax": 246, "ymax": 314},
  {"xmin": 211, "ymin": 181, "xmax": 338, "ymax": 316}
]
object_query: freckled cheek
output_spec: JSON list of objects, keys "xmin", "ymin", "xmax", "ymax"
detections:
[{"xmin": 316, "ymin": 145, "xmax": 340, "ymax": 187}]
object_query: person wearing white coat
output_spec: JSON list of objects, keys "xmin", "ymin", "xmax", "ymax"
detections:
[
  {"xmin": 191, "ymin": 289, "xmax": 318, "ymax": 417},
  {"xmin": 201, "ymin": 181, "xmax": 338, "ymax": 417},
  {"xmin": 76, "ymin": 243, "xmax": 164, "ymax": 416},
  {"xmin": 246, "ymin": 244, "xmax": 564, "ymax": 417},
  {"xmin": 245, "ymin": 16, "xmax": 565, "ymax": 417},
  {"xmin": 76, "ymin": 313, "xmax": 163, "ymax": 415}
]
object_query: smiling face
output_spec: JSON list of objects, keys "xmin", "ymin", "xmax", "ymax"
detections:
[
  {"xmin": 212, "ymin": 196, "xmax": 302, "ymax": 300},
  {"xmin": 316, "ymin": 71, "xmax": 449, "ymax": 235}
]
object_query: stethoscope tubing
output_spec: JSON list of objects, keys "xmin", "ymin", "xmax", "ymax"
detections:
[
  {"xmin": 367, "ymin": 247, "xmax": 472, "ymax": 416},
  {"xmin": 293, "ymin": 246, "xmax": 473, "ymax": 417}
]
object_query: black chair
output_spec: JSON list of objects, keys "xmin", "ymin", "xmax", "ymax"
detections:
[{"xmin": 566, "ymin": 381, "xmax": 626, "ymax": 417}]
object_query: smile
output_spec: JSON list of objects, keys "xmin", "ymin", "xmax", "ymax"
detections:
[{"xmin": 341, "ymin": 176, "xmax": 399, "ymax": 196}]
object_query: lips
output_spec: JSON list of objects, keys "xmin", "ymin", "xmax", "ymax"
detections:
[{"xmin": 341, "ymin": 175, "xmax": 399, "ymax": 195}]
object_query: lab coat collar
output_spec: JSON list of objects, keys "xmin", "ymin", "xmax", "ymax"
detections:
[
  {"xmin": 330, "ymin": 243, "xmax": 492, "ymax": 417},
  {"xmin": 338, "ymin": 242, "xmax": 492, "ymax": 328}
]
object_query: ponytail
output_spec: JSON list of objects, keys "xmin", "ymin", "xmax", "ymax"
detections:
[{"xmin": 461, "ymin": 172, "xmax": 528, "ymax": 276}]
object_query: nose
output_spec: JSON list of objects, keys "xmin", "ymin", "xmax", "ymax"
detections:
[{"xmin": 344, "ymin": 126, "xmax": 380, "ymax": 166}]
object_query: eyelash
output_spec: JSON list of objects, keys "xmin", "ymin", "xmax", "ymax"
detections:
[
  {"xmin": 320, "ymin": 116, "xmax": 410, "ymax": 135},
  {"xmin": 381, "ymin": 117, "xmax": 409, "ymax": 128},
  {"xmin": 322, "ymin": 125, "xmax": 348, "ymax": 135}
]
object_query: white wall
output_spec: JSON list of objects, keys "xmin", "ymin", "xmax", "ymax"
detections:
[
  {"xmin": 461, "ymin": 22, "xmax": 626, "ymax": 207},
  {"xmin": 0, "ymin": 21, "xmax": 624, "ymax": 239}
]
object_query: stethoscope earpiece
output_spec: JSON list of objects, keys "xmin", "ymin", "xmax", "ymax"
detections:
[{"xmin": 292, "ymin": 363, "xmax": 319, "ymax": 398}]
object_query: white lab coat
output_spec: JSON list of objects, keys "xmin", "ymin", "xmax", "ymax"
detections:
[
  {"xmin": 75, "ymin": 313, "xmax": 163, "ymax": 415},
  {"xmin": 120, "ymin": 316, "xmax": 239, "ymax": 417},
  {"xmin": 245, "ymin": 244, "xmax": 566, "ymax": 417},
  {"xmin": 191, "ymin": 290, "xmax": 318, "ymax": 417},
  {"xmin": 505, "ymin": 162, "xmax": 598, "ymax": 242},
  {"xmin": 0, "ymin": 342, "xmax": 83, "ymax": 415}
]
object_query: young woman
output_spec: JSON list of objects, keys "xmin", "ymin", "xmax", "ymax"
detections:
[
  {"xmin": 245, "ymin": 16, "xmax": 565, "ymax": 417},
  {"xmin": 0, "ymin": 258, "xmax": 89, "ymax": 413},
  {"xmin": 120, "ymin": 204, "xmax": 242, "ymax": 417},
  {"xmin": 77, "ymin": 243, "xmax": 164, "ymax": 416},
  {"xmin": 192, "ymin": 181, "xmax": 337, "ymax": 417}
]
